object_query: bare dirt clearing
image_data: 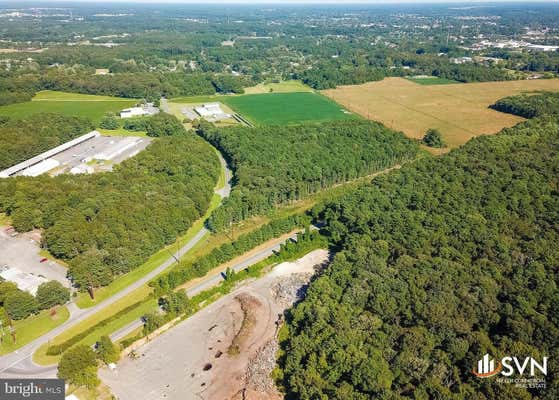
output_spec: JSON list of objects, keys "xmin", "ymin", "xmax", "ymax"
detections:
[
  {"xmin": 323, "ymin": 77, "xmax": 559, "ymax": 148},
  {"xmin": 100, "ymin": 249, "xmax": 330, "ymax": 400}
]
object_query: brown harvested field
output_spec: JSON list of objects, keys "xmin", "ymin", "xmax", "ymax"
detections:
[{"xmin": 323, "ymin": 77, "xmax": 559, "ymax": 148}]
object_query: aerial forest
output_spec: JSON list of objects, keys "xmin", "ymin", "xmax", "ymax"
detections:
[
  {"xmin": 197, "ymin": 120, "xmax": 419, "ymax": 231},
  {"xmin": 0, "ymin": 118, "xmax": 220, "ymax": 290},
  {"xmin": 278, "ymin": 115, "xmax": 559, "ymax": 399}
]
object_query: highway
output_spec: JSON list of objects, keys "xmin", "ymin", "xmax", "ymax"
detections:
[{"xmin": 0, "ymin": 150, "xmax": 232, "ymax": 378}]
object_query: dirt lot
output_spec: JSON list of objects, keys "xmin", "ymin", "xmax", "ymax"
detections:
[
  {"xmin": 323, "ymin": 77, "xmax": 559, "ymax": 148},
  {"xmin": 100, "ymin": 249, "xmax": 330, "ymax": 400}
]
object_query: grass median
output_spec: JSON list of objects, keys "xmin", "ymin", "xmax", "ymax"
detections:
[
  {"xmin": 34, "ymin": 285, "xmax": 154, "ymax": 365},
  {"xmin": 0, "ymin": 306, "xmax": 69, "ymax": 355}
]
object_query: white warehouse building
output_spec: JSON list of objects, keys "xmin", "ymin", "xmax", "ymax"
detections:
[{"xmin": 120, "ymin": 103, "xmax": 159, "ymax": 118}]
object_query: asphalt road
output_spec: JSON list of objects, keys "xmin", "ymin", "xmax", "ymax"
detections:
[
  {"xmin": 110, "ymin": 230, "xmax": 300, "ymax": 343},
  {"xmin": 0, "ymin": 151, "xmax": 232, "ymax": 378}
]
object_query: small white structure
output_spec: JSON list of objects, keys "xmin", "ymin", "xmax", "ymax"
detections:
[
  {"xmin": 120, "ymin": 103, "xmax": 159, "ymax": 118},
  {"xmin": 70, "ymin": 164, "xmax": 94, "ymax": 175},
  {"xmin": 0, "ymin": 265, "xmax": 47, "ymax": 296},
  {"xmin": 194, "ymin": 103, "xmax": 231, "ymax": 121},
  {"xmin": 108, "ymin": 363, "xmax": 117, "ymax": 371},
  {"xmin": 120, "ymin": 107, "xmax": 147, "ymax": 118},
  {"xmin": 21, "ymin": 158, "xmax": 60, "ymax": 177}
]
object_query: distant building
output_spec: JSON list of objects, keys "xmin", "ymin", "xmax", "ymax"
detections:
[
  {"xmin": 527, "ymin": 44, "xmax": 559, "ymax": 52},
  {"xmin": 194, "ymin": 103, "xmax": 231, "ymax": 122},
  {"xmin": 120, "ymin": 103, "xmax": 159, "ymax": 119},
  {"xmin": 450, "ymin": 56, "xmax": 473, "ymax": 64}
]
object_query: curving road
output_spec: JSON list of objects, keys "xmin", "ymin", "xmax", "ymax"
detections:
[{"xmin": 0, "ymin": 150, "xmax": 232, "ymax": 378}]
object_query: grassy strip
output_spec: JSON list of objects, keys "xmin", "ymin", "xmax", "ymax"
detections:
[
  {"xmin": 0, "ymin": 306, "xmax": 69, "ymax": 355},
  {"xmin": 33, "ymin": 91, "xmax": 137, "ymax": 102},
  {"xmin": 243, "ymin": 80, "xmax": 313, "ymax": 94},
  {"xmin": 169, "ymin": 95, "xmax": 228, "ymax": 103},
  {"xmin": 150, "ymin": 214, "xmax": 312, "ymax": 292},
  {"xmin": 39, "ymin": 286, "xmax": 151, "ymax": 359},
  {"xmin": 405, "ymin": 77, "xmax": 460, "ymax": 85},
  {"xmin": 124, "ymin": 232, "xmax": 328, "ymax": 348}
]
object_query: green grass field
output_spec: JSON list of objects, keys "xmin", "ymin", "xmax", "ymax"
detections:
[
  {"xmin": 406, "ymin": 76, "xmax": 460, "ymax": 85},
  {"xmin": 243, "ymin": 80, "xmax": 313, "ymax": 94},
  {"xmin": 0, "ymin": 91, "xmax": 137, "ymax": 124},
  {"xmin": 0, "ymin": 306, "xmax": 69, "ymax": 355},
  {"xmin": 223, "ymin": 92, "xmax": 356, "ymax": 125}
]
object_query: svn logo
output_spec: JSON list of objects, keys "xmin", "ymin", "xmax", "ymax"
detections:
[{"xmin": 473, "ymin": 354, "xmax": 548, "ymax": 378}]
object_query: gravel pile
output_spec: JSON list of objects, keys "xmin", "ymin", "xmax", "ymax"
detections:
[
  {"xmin": 246, "ymin": 340, "xmax": 280, "ymax": 392},
  {"xmin": 271, "ymin": 272, "xmax": 312, "ymax": 308}
]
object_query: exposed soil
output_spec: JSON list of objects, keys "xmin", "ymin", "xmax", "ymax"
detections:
[{"xmin": 100, "ymin": 249, "xmax": 330, "ymax": 400}]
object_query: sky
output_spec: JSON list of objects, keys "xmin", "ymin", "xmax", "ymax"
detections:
[{"xmin": 19, "ymin": 0, "xmax": 559, "ymax": 3}]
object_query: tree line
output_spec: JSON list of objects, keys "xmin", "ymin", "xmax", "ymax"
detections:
[
  {"xmin": 0, "ymin": 70, "xmax": 250, "ymax": 107},
  {"xmin": 0, "ymin": 117, "xmax": 220, "ymax": 291},
  {"xmin": 197, "ymin": 120, "xmax": 419, "ymax": 231},
  {"xmin": 278, "ymin": 115, "xmax": 559, "ymax": 399},
  {"xmin": 491, "ymin": 91, "xmax": 559, "ymax": 119},
  {"xmin": 150, "ymin": 214, "xmax": 311, "ymax": 292}
]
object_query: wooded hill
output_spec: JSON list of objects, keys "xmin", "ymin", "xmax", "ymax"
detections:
[
  {"xmin": 197, "ymin": 120, "xmax": 419, "ymax": 231},
  {"xmin": 278, "ymin": 116, "xmax": 559, "ymax": 399},
  {"xmin": 0, "ymin": 122, "xmax": 220, "ymax": 290}
]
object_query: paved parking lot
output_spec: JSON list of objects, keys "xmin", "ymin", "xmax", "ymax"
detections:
[
  {"xmin": 50, "ymin": 135, "xmax": 151, "ymax": 174},
  {"xmin": 0, "ymin": 227, "xmax": 70, "ymax": 287}
]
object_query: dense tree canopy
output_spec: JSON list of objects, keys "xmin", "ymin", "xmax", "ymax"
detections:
[
  {"xmin": 0, "ymin": 122, "xmax": 220, "ymax": 290},
  {"xmin": 95, "ymin": 335, "xmax": 120, "ymax": 364},
  {"xmin": 0, "ymin": 113, "xmax": 94, "ymax": 170},
  {"xmin": 35, "ymin": 281, "xmax": 70, "ymax": 310},
  {"xmin": 279, "ymin": 116, "xmax": 559, "ymax": 399},
  {"xmin": 145, "ymin": 112, "xmax": 185, "ymax": 137},
  {"xmin": 197, "ymin": 120, "xmax": 419, "ymax": 231},
  {"xmin": 422, "ymin": 128, "xmax": 445, "ymax": 148},
  {"xmin": 491, "ymin": 92, "xmax": 559, "ymax": 119},
  {"xmin": 3, "ymin": 290, "xmax": 37, "ymax": 320},
  {"xmin": 58, "ymin": 345, "xmax": 99, "ymax": 388}
]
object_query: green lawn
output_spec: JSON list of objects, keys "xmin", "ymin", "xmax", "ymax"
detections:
[
  {"xmin": 222, "ymin": 92, "xmax": 357, "ymax": 125},
  {"xmin": 0, "ymin": 306, "xmax": 69, "ymax": 355},
  {"xmin": 243, "ymin": 80, "xmax": 313, "ymax": 94},
  {"xmin": 0, "ymin": 91, "xmax": 137, "ymax": 124},
  {"xmin": 170, "ymin": 95, "xmax": 227, "ymax": 103},
  {"xmin": 34, "ymin": 289, "xmax": 156, "ymax": 365},
  {"xmin": 406, "ymin": 77, "xmax": 460, "ymax": 85}
]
